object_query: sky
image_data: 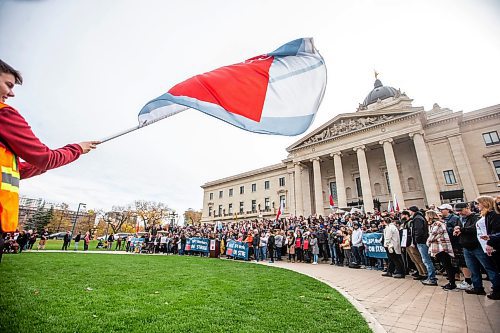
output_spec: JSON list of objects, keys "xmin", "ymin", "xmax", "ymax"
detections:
[{"xmin": 1, "ymin": 0, "xmax": 499, "ymax": 222}]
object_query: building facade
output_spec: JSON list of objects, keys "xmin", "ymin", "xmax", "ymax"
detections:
[{"xmin": 201, "ymin": 78, "xmax": 500, "ymax": 223}]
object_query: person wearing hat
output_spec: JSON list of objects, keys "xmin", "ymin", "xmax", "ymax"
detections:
[
  {"xmin": 453, "ymin": 202, "xmax": 499, "ymax": 295},
  {"xmin": 409, "ymin": 206, "xmax": 437, "ymax": 285},
  {"xmin": 439, "ymin": 203, "xmax": 470, "ymax": 290}
]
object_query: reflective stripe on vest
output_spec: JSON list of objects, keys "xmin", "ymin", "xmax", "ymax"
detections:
[{"xmin": 1, "ymin": 165, "xmax": 20, "ymax": 193}]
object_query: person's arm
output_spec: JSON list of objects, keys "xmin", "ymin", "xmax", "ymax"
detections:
[
  {"xmin": 0, "ymin": 106, "xmax": 97, "ymax": 179},
  {"xmin": 486, "ymin": 232, "xmax": 500, "ymax": 247}
]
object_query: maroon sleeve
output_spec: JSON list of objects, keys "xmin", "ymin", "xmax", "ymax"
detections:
[{"xmin": 0, "ymin": 106, "xmax": 83, "ymax": 179}]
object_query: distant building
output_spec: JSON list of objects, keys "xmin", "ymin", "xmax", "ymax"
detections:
[{"xmin": 200, "ymin": 77, "xmax": 500, "ymax": 223}]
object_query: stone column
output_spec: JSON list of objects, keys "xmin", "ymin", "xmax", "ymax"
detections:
[
  {"xmin": 294, "ymin": 162, "xmax": 304, "ymax": 217},
  {"xmin": 330, "ymin": 152, "xmax": 347, "ymax": 208},
  {"xmin": 447, "ymin": 135, "xmax": 480, "ymax": 201},
  {"xmin": 380, "ymin": 138, "xmax": 406, "ymax": 209},
  {"xmin": 287, "ymin": 170, "xmax": 295, "ymax": 216},
  {"xmin": 311, "ymin": 157, "xmax": 324, "ymax": 216},
  {"xmin": 410, "ymin": 131, "xmax": 441, "ymax": 206},
  {"xmin": 354, "ymin": 145, "xmax": 374, "ymax": 213}
]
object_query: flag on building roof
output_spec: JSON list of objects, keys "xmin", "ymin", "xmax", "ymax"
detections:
[{"xmin": 138, "ymin": 38, "xmax": 327, "ymax": 136}]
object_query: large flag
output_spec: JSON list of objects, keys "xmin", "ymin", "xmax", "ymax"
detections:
[
  {"xmin": 138, "ymin": 38, "xmax": 327, "ymax": 136},
  {"xmin": 276, "ymin": 200, "xmax": 285, "ymax": 220},
  {"xmin": 329, "ymin": 193, "xmax": 335, "ymax": 210}
]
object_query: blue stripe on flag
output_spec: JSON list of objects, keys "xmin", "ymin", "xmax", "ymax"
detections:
[
  {"xmin": 139, "ymin": 93, "xmax": 315, "ymax": 136},
  {"xmin": 267, "ymin": 38, "xmax": 304, "ymax": 57},
  {"xmin": 269, "ymin": 60, "xmax": 324, "ymax": 83}
]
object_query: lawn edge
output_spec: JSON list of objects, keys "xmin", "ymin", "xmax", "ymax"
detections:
[{"xmin": 258, "ymin": 262, "xmax": 387, "ymax": 333}]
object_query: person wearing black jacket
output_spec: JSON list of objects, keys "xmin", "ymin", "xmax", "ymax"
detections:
[
  {"xmin": 268, "ymin": 230, "xmax": 275, "ymax": 263},
  {"xmin": 73, "ymin": 233, "xmax": 81, "ymax": 251},
  {"xmin": 252, "ymin": 231, "xmax": 260, "ymax": 262},
  {"xmin": 401, "ymin": 211, "xmax": 427, "ymax": 280},
  {"xmin": 453, "ymin": 202, "xmax": 499, "ymax": 295},
  {"xmin": 62, "ymin": 231, "xmax": 71, "ymax": 251},
  {"xmin": 409, "ymin": 206, "xmax": 437, "ymax": 286}
]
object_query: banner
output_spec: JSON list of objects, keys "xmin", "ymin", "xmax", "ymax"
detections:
[
  {"xmin": 131, "ymin": 238, "xmax": 145, "ymax": 247},
  {"xmin": 226, "ymin": 240, "xmax": 249, "ymax": 260},
  {"xmin": 362, "ymin": 233, "xmax": 387, "ymax": 259},
  {"xmin": 186, "ymin": 237, "xmax": 210, "ymax": 253}
]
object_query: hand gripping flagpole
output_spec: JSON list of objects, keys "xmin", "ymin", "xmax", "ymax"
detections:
[{"xmin": 98, "ymin": 108, "xmax": 186, "ymax": 144}]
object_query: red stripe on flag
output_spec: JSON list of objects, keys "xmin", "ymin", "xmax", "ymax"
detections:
[{"xmin": 168, "ymin": 55, "xmax": 274, "ymax": 122}]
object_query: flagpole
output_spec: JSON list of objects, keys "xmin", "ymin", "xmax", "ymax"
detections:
[
  {"xmin": 98, "ymin": 108, "xmax": 187, "ymax": 144},
  {"xmin": 99, "ymin": 124, "xmax": 142, "ymax": 144}
]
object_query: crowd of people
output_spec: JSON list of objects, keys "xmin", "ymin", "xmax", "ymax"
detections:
[{"xmin": 3, "ymin": 195, "xmax": 499, "ymax": 300}]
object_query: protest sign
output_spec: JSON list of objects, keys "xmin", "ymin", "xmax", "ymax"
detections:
[{"xmin": 362, "ymin": 233, "xmax": 387, "ymax": 259}]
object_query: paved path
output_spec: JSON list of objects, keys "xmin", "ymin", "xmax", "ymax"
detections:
[
  {"xmin": 262, "ymin": 261, "xmax": 500, "ymax": 333},
  {"xmin": 28, "ymin": 251, "xmax": 500, "ymax": 332}
]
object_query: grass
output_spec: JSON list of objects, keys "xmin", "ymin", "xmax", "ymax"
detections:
[
  {"xmin": 0, "ymin": 253, "xmax": 370, "ymax": 333},
  {"xmin": 31, "ymin": 239, "xmax": 115, "ymax": 251}
]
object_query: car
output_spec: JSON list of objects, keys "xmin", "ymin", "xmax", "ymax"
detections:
[
  {"xmin": 114, "ymin": 233, "xmax": 132, "ymax": 240},
  {"xmin": 97, "ymin": 233, "xmax": 133, "ymax": 241},
  {"xmin": 48, "ymin": 232, "xmax": 67, "ymax": 240}
]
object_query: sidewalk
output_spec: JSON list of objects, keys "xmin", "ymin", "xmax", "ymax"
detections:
[{"xmin": 262, "ymin": 261, "xmax": 500, "ymax": 333}]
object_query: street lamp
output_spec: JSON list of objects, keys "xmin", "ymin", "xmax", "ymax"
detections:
[
  {"xmin": 169, "ymin": 211, "xmax": 178, "ymax": 229},
  {"xmin": 71, "ymin": 203, "xmax": 86, "ymax": 236}
]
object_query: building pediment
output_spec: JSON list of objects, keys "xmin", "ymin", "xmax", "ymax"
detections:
[{"xmin": 287, "ymin": 108, "xmax": 422, "ymax": 152}]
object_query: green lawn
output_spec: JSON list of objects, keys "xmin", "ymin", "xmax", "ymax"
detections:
[
  {"xmin": 0, "ymin": 253, "xmax": 370, "ymax": 333},
  {"xmin": 33, "ymin": 239, "xmax": 119, "ymax": 251}
]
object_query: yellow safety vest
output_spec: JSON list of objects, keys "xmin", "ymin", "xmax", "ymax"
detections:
[{"xmin": 0, "ymin": 102, "xmax": 20, "ymax": 232}]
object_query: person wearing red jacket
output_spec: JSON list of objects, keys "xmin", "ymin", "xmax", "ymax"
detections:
[{"xmin": 0, "ymin": 59, "xmax": 99, "ymax": 262}]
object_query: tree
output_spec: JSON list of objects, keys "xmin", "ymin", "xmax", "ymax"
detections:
[
  {"xmin": 102, "ymin": 205, "xmax": 135, "ymax": 234},
  {"xmin": 33, "ymin": 204, "xmax": 53, "ymax": 233},
  {"xmin": 78, "ymin": 209, "xmax": 97, "ymax": 234},
  {"xmin": 184, "ymin": 208, "xmax": 202, "ymax": 225},
  {"xmin": 134, "ymin": 200, "xmax": 169, "ymax": 231},
  {"xmin": 46, "ymin": 203, "xmax": 71, "ymax": 233}
]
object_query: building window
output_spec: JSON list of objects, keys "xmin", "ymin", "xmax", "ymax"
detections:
[
  {"xmin": 483, "ymin": 131, "xmax": 500, "ymax": 146},
  {"xmin": 265, "ymin": 198, "xmax": 270, "ymax": 210},
  {"xmin": 346, "ymin": 187, "xmax": 352, "ymax": 199},
  {"xmin": 240, "ymin": 186, "xmax": 244, "ymax": 194},
  {"xmin": 355, "ymin": 177, "xmax": 363, "ymax": 197},
  {"xmin": 329, "ymin": 181, "xmax": 337, "ymax": 201},
  {"xmin": 251, "ymin": 183, "xmax": 256, "ymax": 192},
  {"xmin": 374, "ymin": 183, "xmax": 382, "ymax": 196},
  {"xmin": 219, "ymin": 190, "xmax": 223, "ymax": 198},
  {"xmin": 385, "ymin": 172, "xmax": 391, "ymax": 194},
  {"xmin": 208, "ymin": 206, "xmax": 212, "ymax": 217},
  {"xmin": 443, "ymin": 170, "xmax": 457, "ymax": 184},
  {"xmin": 264, "ymin": 180, "xmax": 270, "ymax": 190},
  {"xmin": 218, "ymin": 205, "xmax": 222, "ymax": 216},
  {"xmin": 407, "ymin": 177, "xmax": 417, "ymax": 191},
  {"xmin": 251, "ymin": 200, "xmax": 257, "ymax": 212},
  {"xmin": 494, "ymin": 160, "xmax": 500, "ymax": 180},
  {"xmin": 209, "ymin": 193, "xmax": 213, "ymax": 200},
  {"xmin": 229, "ymin": 188, "xmax": 233, "ymax": 197},
  {"xmin": 279, "ymin": 195, "xmax": 286, "ymax": 208},
  {"xmin": 239, "ymin": 202, "xmax": 244, "ymax": 214},
  {"xmin": 228, "ymin": 203, "xmax": 233, "ymax": 215},
  {"xmin": 279, "ymin": 177, "xmax": 285, "ymax": 187}
]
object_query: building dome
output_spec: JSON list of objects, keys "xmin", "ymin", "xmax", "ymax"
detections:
[{"xmin": 362, "ymin": 78, "xmax": 399, "ymax": 107}]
